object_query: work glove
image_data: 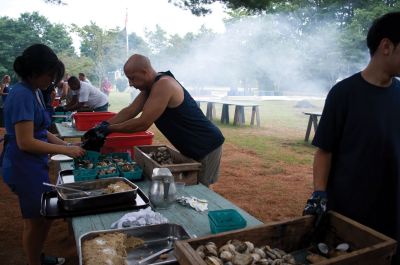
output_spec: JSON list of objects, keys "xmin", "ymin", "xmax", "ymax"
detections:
[
  {"xmin": 96, "ymin": 121, "xmax": 111, "ymax": 136},
  {"xmin": 303, "ymin": 191, "xmax": 327, "ymax": 227},
  {"xmin": 81, "ymin": 121, "xmax": 110, "ymax": 151}
]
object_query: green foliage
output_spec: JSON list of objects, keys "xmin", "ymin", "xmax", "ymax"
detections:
[
  {"xmin": 168, "ymin": 0, "xmax": 273, "ymax": 15},
  {"xmin": 127, "ymin": 31, "xmax": 151, "ymax": 55},
  {"xmin": 0, "ymin": 12, "xmax": 73, "ymax": 80},
  {"xmin": 72, "ymin": 22, "xmax": 125, "ymax": 86},
  {"xmin": 58, "ymin": 52, "xmax": 93, "ymax": 78},
  {"xmin": 145, "ymin": 25, "xmax": 170, "ymax": 55}
]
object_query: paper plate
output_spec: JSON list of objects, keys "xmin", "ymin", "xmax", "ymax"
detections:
[{"xmin": 51, "ymin": 154, "xmax": 73, "ymax": 161}]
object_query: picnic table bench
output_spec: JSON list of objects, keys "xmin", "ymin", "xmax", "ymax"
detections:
[
  {"xmin": 57, "ymin": 161, "xmax": 263, "ymax": 243},
  {"xmin": 304, "ymin": 112, "xmax": 322, "ymax": 142},
  {"xmin": 195, "ymin": 99, "xmax": 261, "ymax": 127}
]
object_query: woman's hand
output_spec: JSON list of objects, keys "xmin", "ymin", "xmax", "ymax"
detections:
[{"xmin": 63, "ymin": 146, "xmax": 86, "ymax": 158}]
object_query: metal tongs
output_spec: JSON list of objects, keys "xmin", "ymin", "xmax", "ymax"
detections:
[
  {"xmin": 137, "ymin": 248, "xmax": 174, "ymax": 265},
  {"xmin": 43, "ymin": 182, "xmax": 95, "ymax": 196}
]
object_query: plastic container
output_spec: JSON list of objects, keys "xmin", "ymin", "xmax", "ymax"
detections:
[
  {"xmin": 73, "ymin": 168, "xmax": 97, "ymax": 182},
  {"xmin": 97, "ymin": 165, "xmax": 119, "ymax": 179},
  {"xmin": 208, "ymin": 209, "xmax": 247, "ymax": 234},
  {"xmin": 73, "ymin": 112, "xmax": 116, "ymax": 131},
  {"xmin": 53, "ymin": 111, "xmax": 72, "ymax": 123},
  {"xmin": 52, "ymin": 99, "xmax": 60, "ymax": 107},
  {"xmin": 74, "ymin": 151, "xmax": 101, "ymax": 169},
  {"xmin": 106, "ymin": 152, "xmax": 132, "ymax": 163},
  {"xmin": 101, "ymin": 131, "xmax": 154, "ymax": 159},
  {"xmin": 118, "ymin": 164, "xmax": 143, "ymax": 181}
]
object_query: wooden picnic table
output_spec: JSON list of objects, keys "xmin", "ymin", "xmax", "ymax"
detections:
[
  {"xmin": 55, "ymin": 122, "xmax": 85, "ymax": 140},
  {"xmin": 58, "ymin": 161, "xmax": 263, "ymax": 243},
  {"xmin": 196, "ymin": 99, "xmax": 261, "ymax": 127},
  {"xmin": 303, "ymin": 112, "xmax": 322, "ymax": 142}
]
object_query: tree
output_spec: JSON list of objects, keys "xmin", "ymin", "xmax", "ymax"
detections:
[
  {"xmin": 72, "ymin": 22, "xmax": 124, "ymax": 86},
  {"xmin": 0, "ymin": 12, "xmax": 73, "ymax": 79},
  {"xmin": 168, "ymin": 0, "xmax": 273, "ymax": 15},
  {"xmin": 145, "ymin": 25, "xmax": 170, "ymax": 55},
  {"xmin": 127, "ymin": 32, "xmax": 151, "ymax": 56}
]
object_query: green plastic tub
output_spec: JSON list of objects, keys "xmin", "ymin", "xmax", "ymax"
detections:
[{"xmin": 208, "ymin": 209, "xmax": 247, "ymax": 234}]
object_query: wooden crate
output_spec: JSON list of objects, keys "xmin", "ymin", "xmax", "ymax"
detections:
[
  {"xmin": 175, "ymin": 211, "xmax": 397, "ymax": 265},
  {"xmin": 134, "ymin": 145, "xmax": 201, "ymax": 185}
]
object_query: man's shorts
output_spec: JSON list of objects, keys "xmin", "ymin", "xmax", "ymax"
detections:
[{"xmin": 198, "ymin": 145, "xmax": 223, "ymax": 187}]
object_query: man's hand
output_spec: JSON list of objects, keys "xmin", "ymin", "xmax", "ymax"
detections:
[
  {"xmin": 96, "ymin": 121, "xmax": 110, "ymax": 137},
  {"xmin": 303, "ymin": 191, "xmax": 327, "ymax": 227},
  {"xmin": 81, "ymin": 121, "xmax": 110, "ymax": 151}
]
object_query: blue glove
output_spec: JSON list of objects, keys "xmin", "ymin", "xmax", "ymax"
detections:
[{"xmin": 303, "ymin": 191, "xmax": 327, "ymax": 227}]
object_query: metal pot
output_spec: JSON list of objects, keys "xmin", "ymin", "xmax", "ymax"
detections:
[{"xmin": 149, "ymin": 168, "xmax": 177, "ymax": 209}]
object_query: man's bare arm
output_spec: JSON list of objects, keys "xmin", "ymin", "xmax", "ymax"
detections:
[
  {"xmin": 108, "ymin": 79, "xmax": 173, "ymax": 132},
  {"xmin": 107, "ymin": 91, "xmax": 148, "ymax": 125}
]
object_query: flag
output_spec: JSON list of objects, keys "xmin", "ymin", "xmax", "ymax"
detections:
[
  {"xmin": 125, "ymin": 8, "xmax": 129, "ymax": 56},
  {"xmin": 125, "ymin": 8, "xmax": 128, "ymax": 30}
]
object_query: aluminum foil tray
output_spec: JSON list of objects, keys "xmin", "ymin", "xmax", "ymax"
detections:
[
  {"xmin": 79, "ymin": 223, "xmax": 191, "ymax": 265},
  {"xmin": 57, "ymin": 177, "xmax": 138, "ymax": 211},
  {"xmin": 40, "ymin": 187, "xmax": 149, "ymax": 218}
]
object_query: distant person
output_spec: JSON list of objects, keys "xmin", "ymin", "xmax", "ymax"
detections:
[
  {"xmin": 78, "ymin": 72, "xmax": 91, "ymax": 85},
  {"xmin": 66, "ymin": 76, "xmax": 109, "ymax": 112},
  {"xmin": 2, "ymin": 43, "xmax": 85, "ymax": 265},
  {"xmin": 0, "ymin": 74, "xmax": 11, "ymax": 104},
  {"xmin": 85, "ymin": 54, "xmax": 225, "ymax": 186},
  {"xmin": 55, "ymin": 80, "xmax": 68, "ymax": 100},
  {"xmin": 42, "ymin": 84, "xmax": 56, "ymax": 119},
  {"xmin": 303, "ymin": 12, "xmax": 400, "ymax": 264},
  {"xmin": 101, "ymin": 77, "xmax": 112, "ymax": 96}
]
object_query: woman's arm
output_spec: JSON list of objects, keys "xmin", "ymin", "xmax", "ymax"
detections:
[
  {"xmin": 15, "ymin": 121, "xmax": 85, "ymax": 157},
  {"xmin": 47, "ymin": 131, "xmax": 68, "ymax": 145}
]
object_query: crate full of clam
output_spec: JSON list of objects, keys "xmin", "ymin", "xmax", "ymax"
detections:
[
  {"xmin": 174, "ymin": 211, "xmax": 396, "ymax": 265},
  {"xmin": 134, "ymin": 145, "xmax": 201, "ymax": 185}
]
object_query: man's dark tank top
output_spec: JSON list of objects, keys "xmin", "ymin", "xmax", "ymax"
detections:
[{"xmin": 154, "ymin": 71, "xmax": 224, "ymax": 160}]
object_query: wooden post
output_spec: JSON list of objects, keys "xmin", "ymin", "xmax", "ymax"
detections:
[
  {"xmin": 251, "ymin": 106, "xmax": 260, "ymax": 127},
  {"xmin": 221, "ymin": 104, "xmax": 229, "ymax": 124},
  {"xmin": 206, "ymin": 102, "xmax": 214, "ymax": 120},
  {"xmin": 304, "ymin": 114, "xmax": 313, "ymax": 142}
]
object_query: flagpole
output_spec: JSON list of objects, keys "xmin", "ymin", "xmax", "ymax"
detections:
[{"xmin": 125, "ymin": 8, "xmax": 129, "ymax": 57}]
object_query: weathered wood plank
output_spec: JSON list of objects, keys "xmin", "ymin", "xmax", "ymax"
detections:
[
  {"xmin": 63, "ymin": 165, "xmax": 263, "ymax": 245},
  {"xmin": 175, "ymin": 212, "xmax": 397, "ymax": 265}
]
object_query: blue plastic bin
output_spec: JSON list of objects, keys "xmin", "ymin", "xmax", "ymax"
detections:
[
  {"xmin": 73, "ymin": 168, "xmax": 97, "ymax": 182},
  {"xmin": 118, "ymin": 164, "xmax": 143, "ymax": 181}
]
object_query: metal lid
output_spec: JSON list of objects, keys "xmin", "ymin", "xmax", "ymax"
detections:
[{"xmin": 152, "ymin": 168, "xmax": 174, "ymax": 182}]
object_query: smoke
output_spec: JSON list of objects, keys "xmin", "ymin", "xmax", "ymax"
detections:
[{"xmin": 152, "ymin": 13, "xmax": 368, "ymax": 96}]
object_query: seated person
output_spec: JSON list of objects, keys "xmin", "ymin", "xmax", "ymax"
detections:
[{"xmin": 65, "ymin": 76, "xmax": 109, "ymax": 112}]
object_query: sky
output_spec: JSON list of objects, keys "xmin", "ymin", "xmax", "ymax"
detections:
[{"xmin": 1, "ymin": 0, "xmax": 227, "ymax": 36}]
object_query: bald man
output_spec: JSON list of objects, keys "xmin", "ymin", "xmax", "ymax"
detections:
[{"xmin": 104, "ymin": 54, "xmax": 225, "ymax": 186}]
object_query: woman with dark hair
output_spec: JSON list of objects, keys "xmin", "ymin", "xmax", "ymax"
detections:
[{"xmin": 2, "ymin": 44, "xmax": 85, "ymax": 265}]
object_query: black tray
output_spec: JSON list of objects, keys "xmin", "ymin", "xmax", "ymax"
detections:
[{"xmin": 40, "ymin": 187, "xmax": 150, "ymax": 219}]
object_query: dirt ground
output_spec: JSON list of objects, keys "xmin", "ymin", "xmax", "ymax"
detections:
[{"xmin": 0, "ymin": 129, "xmax": 313, "ymax": 264}]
